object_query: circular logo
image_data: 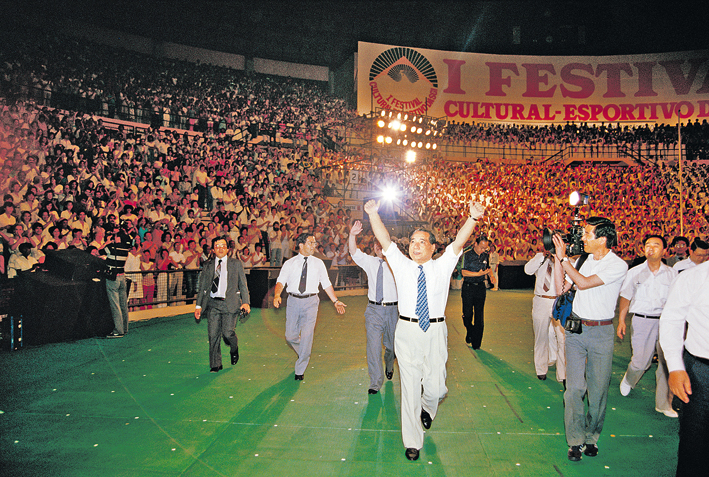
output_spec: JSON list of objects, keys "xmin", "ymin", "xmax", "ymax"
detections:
[{"xmin": 369, "ymin": 47, "xmax": 438, "ymax": 115}]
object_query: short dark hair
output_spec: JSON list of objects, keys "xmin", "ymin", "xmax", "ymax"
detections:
[
  {"xmin": 643, "ymin": 234, "xmax": 667, "ymax": 249},
  {"xmin": 212, "ymin": 235, "xmax": 230, "ymax": 249},
  {"xmin": 475, "ymin": 234, "xmax": 489, "ymax": 244},
  {"xmin": 587, "ymin": 217, "xmax": 617, "ymax": 248},
  {"xmin": 670, "ymin": 236, "xmax": 689, "ymax": 247},
  {"xmin": 691, "ymin": 237, "xmax": 709, "ymax": 251},
  {"xmin": 410, "ymin": 228, "xmax": 436, "ymax": 245},
  {"xmin": 295, "ymin": 232, "xmax": 314, "ymax": 250}
]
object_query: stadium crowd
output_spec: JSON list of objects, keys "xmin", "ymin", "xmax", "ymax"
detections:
[{"xmin": 1, "ymin": 31, "xmax": 708, "ymax": 302}]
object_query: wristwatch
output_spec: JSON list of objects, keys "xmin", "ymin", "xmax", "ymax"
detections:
[{"xmin": 561, "ymin": 257, "xmax": 570, "ymax": 263}]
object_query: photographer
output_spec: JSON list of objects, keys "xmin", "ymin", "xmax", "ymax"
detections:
[{"xmin": 552, "ymin": 217, "xmax": 628, "ymax": 462}]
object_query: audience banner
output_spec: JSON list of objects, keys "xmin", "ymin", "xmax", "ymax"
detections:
[{"xmin": 357, "ymin": 41, "xmax": 709, "ymax": 124}]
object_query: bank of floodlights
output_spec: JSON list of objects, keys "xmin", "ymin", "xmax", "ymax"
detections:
[{"xmin": 376, "ymin": 109, "xmax": 444, "ymax": 151}]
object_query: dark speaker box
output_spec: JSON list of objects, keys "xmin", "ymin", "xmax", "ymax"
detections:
[{"xmin": 42, "ymin": 249, "xmax": 106, "ymax": 281}]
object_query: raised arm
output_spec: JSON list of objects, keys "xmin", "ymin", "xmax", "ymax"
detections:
[
  {"xmin": 363, "ymin": 200, "xmax": 392, "ymax": 252},
  {"xmin": 451, "ymin": 200, "xmax": 486, "ymax": 255},
  {"xmin": 348, "ymin": 220, "xmax": 362, "ymax": 256}
]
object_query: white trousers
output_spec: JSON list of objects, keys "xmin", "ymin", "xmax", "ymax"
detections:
[
  {"xmin": 395, "ymin": 319, "xmax": 448, "ymax": 450},
  {"xmin": 532, "ymin": 295, "xmax": 566, "ymax": 381}
]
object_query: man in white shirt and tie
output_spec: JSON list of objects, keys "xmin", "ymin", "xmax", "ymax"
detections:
[
  {"xmin": 194, "ymin": 236, "xmax": 251, "ymax": 373},
  {"xmin": 349, "ymin": 220, "xmax": 398, "ymax": 395},
  {"xmin": 364, "ymin": 198, "xmax": 486, "ymax": 462},
  {"xmin": 524, "ymin": 249, "xmax": 566, "ymax": 383},
  {"xmin": 273, "ymin": 233, "xmax": 346, "ymax": 380}
]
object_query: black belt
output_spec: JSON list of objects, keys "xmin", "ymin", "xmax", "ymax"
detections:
[
  {"xmin": 288, "ymin": 292, "xmax": 317, "ymax": 298},
  {"xmin": 369, "ymin": 300, "xmax": 398, "ymax": 307},
  {"xmin": 464, "ymin": 281, "xmax": 486, "ymax": 286},
  {"xmin": 633, "ymin": 313, "xmax": 660, "ymax": 319},
  {"xmin": 399, "ymin": 315, "xmax": 445, "ymax": 323},
  {"xmin": 210, "ymin": 296, "xmax": 225, "ymax": 301}
]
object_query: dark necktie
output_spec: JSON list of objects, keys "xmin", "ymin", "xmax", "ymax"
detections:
[
  {"xmin": 212, "ymin": 259, "xmax": 222, "ymax": 293},
  {"xmin": 375, "ymin": 259, "xmax": 384, "ymax": 303},
  {"xmin": 299, "ymin": 256, "xmax": 308, "ymax": 293},
  {"xmin": 542, "ymin": 260, "xmax": 553, "ymax": 292},
  {"xmin": 416, "ymin": 265, "xmax": 430, "ymax": 332}
]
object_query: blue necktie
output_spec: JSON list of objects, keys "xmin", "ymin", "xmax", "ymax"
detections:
[
  {"xmin": 416, "ymin": 265, "xmax": 430, "ymax": 332},
  {"xmin": 375, "ymin": 259, "xmax": 384, "ymax": 303}
]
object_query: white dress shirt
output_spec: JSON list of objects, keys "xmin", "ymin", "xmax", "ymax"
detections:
[{"xmin": 660, "ymin": 261, "xmax": 709, "ymax": 372}]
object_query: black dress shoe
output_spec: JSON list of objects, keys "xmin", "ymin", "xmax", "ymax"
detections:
[
  {"xmin": 465, "ymin": 336, "xmax": 472, "ymax": 344},
  {"xmin": 420, "ymin": 410, "xmax": 432, "ymax": 429},
  {"xmin": 537, "ymin": 374, "xmax": 547, "ymax": 380},
  {"xmin": 210, "ymin": 365, "xmax": 223, "ymax": 373},
  {"xmin": 231, "ymin": 347, "xmax": 239, "ymax": 365},
  {"xmin": 368, "ymin": 388, "xmax": 378, "ymax": 395},
  {"xmin": 405, "ymin": 448, "xmax": 420, "ymax": 461},
  {"xmin": 386, "ymin": 370, "xmax": 394, "ymax": 380},
  {"xmin": 294, "ymin": 374, "xmax": 304, "ymax": 381}
]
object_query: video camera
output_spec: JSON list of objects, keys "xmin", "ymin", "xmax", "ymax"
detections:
[{"xmin": 542, "ymin": 192, "xmax": 588, "ymax": 257}]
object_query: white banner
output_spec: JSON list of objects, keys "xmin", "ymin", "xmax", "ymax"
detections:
[{"xmin": 357, "ymin": 41, "xmax": 709, "ymax": 124}]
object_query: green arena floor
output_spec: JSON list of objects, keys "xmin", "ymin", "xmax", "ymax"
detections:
[{"xmin": 0, "ymin": 291, "xmax": 679, "ymax": 476}]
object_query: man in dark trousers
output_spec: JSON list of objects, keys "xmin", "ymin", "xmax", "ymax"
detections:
[
  {"xmin": 195, "ymin": 235, "xmax": 251, "ymax": 372},
  {"xmin": 461, "ymin": 235, "xmax": 492, "ymax": 349}
]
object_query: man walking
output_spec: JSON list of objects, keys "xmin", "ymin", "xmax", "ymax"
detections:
[
  {"xmin": 364, "ymin": 198, "xmax": 485, "ymax": 461},
  {"xmin": 617, "ymin": 235, "xmax": 677, "ymax": 417},
  {"xmin": 524, "ymin": 249, "xmax": 566, "ymax": 382},
  {"xmin": 660, "ymin": 260, "xmax": 709, "ymax": 476},
  {"xmin": 460, "ymin": 235, "xmax": 492, "ymax": 349},
  {"xmin": 349, "ymin": 220, "xmax": 398, "ymax": 395},
  {"xmin": 195, "ymin": 236, "xmax": 251, "ymax": 373},
  {"xmin": 552, "ymin": 217, "xmax": 628, "ymax": 462},
  {"xmin": 273, "ymin": 233, "xmax": 346, "ymax": 381}
]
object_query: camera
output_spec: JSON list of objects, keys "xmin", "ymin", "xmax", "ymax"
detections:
[
  {"xmin": 543, "ymin": 224, "xmax": 584, "ymax": 256},
  {"xmin": 542, "ymin": 192, "xmax": 588, "ymax": 257}
]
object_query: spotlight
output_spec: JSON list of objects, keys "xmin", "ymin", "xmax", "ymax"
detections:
[
  {"xmin": 397, "ymin": 113, "xmax": 402, "ymax": 119},
  {"xmin": 400, "ymin": 123, "xmax": 407, "ymax": 132},
  {"xmin": 410, "ymin": 126, "xmax": 416, "ymax": 133},
  {"xmin": 385, "ymin": 136, "xmax": 392, "ymax": 144},
  {"xmin": 381, "ymin": 110, "xmax": 386, "ymax": 117},
  {"xmin": 417, "ymin": 141, "xmax": 423, "ymax": 148},
  {"xmin": 391, "ymin": 120, "xmax": 400, "ymax": 130},
  {"xmin": 432, "ymin": 143, "xmax": 438, "ymax": 150},
  {"xmin": 425, "ymin": 129, "xmax": 431, "ymax": 135},
  {"xmin": 405, "ymin": 150, "xmax": 416, "ymax": 163},
  {"xmin": 425, "ymin": 143, "xmax": 431, "ymax": 149},
  {"xmin": 377, "ymin": 120, "xmax": 385, "ymax": 128},
  {"xmin": 396, "ymin": 138, "xmax": 401, "ymax": 145},
  {"xmin": 381, "ymin": 185, "xmax": 398, "ymax": 202},
  {"xmin": 403, "ymin": 114, "xmax": 408, "ymax": 120},
  {"xmin": 402, "ymin": 139, "xmax": 408, "ymax": 146},
  {"xmin": 416, "ymin": 127, "xmax": 422, "ymax": 134},
  {"xmin": 376, "ymin": 135, "xmax": 384, "ymax": 143},
  {"xmin": 569, "ymin": 191, "xmax": 590, "ymax": 206}
]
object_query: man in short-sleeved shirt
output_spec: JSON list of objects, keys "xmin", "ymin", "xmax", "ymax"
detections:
[
  {"xmin": 553, "ymin": 217, "xmax": 628, "ymax": 462},
  {"xmin": 364, "ymin": 198, "xmax": 485, "ymax": 462},
  {"xmin": 273, "ymin": 233, "xmax": 346, "ymax": 380}
]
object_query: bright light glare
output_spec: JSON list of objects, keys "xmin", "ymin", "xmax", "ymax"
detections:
[
  {"xmin": 569, "ymin": 191, "xmax": 580, "ymax": 206},
  {"xmin": 376, "ymin": 135, "xmax": 384, "ymax": 143},
  {"xmin": 391, "ymin": 120, "xmax": 400, "ymax": 130},
  {"xmin": 385, "ymin": 136, "xmax": 392, "ymax": 144},
  {"xmin": 405, "ymin": 150, "xmax": 416, "ymax": 163},
  {"xmin": 377, "ymin": 120, "xmax": 385, "ymax": 128},
  {"xmin": 382, "ymin": 186, "xmax": 398, "ymax": 201},
  {"xmin": 400, "ymin": 123, "xmax": 407, "ymax": 132}
]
